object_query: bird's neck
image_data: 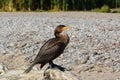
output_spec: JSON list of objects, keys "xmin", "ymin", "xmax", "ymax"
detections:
[
  {"xmin": 54, "ymin": 31, "xmax": 69, "ymax": 44},
  {"xmin": 55, "ymin": 32, "xmax": 66, "ymax": 38},
  {"xmin": 54, "ymin": 31, "xmax": 61, "ymax": 38}
]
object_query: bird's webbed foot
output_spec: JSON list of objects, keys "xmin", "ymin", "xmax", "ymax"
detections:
[{"xmin": 48, "ymin": 61, "xmax": 67, "ymax": 71}]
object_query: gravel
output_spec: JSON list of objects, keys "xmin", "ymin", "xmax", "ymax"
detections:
[{"xmin": 0, "ymin": 12, "xmax": 120, "ymax": 72}]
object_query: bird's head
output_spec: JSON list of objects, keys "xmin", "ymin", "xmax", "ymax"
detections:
[
  {"xmin": 54, "ymin": 25, "xmax": 70, "ymax": 38},
  {"xmin": 55, "ymin": 25, "xmax": 70, "ymax": 33}
]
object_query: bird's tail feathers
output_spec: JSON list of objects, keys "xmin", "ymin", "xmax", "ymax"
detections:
[{"xmin": 23, "ymin": 63, "xmax": 35, "ymax": 74}]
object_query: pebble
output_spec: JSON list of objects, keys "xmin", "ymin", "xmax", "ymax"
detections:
[{"xmin": 0, "ymin": 63, "xmax": 8, "ymax": 75}]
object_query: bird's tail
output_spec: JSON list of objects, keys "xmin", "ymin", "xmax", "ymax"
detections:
[{"xmin": 23, "ymin": 63, "xmax": 35, "ymax": 73}]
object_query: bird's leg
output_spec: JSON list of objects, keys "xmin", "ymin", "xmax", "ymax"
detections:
[
  {"xmin": 49, "ymin": 61, "xmax": 55, "ymax": 68},
  {"xmin": 40, "ymin": 63, "xmax": 46, "ymax": 69}
]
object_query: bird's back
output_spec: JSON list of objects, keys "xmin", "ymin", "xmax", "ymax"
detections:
[{"xmin": 33, "ymin": 38, "xmax": 66, "ymax": 64}]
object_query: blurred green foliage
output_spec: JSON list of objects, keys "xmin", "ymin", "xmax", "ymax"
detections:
[
  {"xmin": 101, "ymin": 5, "xmax": 110, "ymax": 12},
  {"xmin": 92, "ymin": 8, "xmax": 101, "ymax": 12},
  {"xmin": 92, "ymin": 5, "xmax": 111, "ymax": 12},
  {"xmin": 0, "ymin": 0, "xmax": 120, "ymax": 12}
]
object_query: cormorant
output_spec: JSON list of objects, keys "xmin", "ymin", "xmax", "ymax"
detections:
[{"xmin": 24, "ymin": 25, "xmax": 70, "ymax": 73}]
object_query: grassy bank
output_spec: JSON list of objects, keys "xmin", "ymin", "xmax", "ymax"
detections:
[{"xmin": 0, "ymin": 0, "xmax": 120, "ymax": 13}]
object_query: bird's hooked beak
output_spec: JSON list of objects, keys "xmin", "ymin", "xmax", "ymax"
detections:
[{"xmin": 62, "ymin": 26, "xmax": 71, "ymax": 31}]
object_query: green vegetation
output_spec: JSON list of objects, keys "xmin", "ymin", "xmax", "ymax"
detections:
[
  {"xmin": 111, "ymin": 8, "xmax": 120, "ymax": 13},
  {"xmin": 101, "ymin": 5, "xmax": 110, "ymax": 12},
  {"xmin": 92, "ymin": 5, "xmax": 111, "ymax": 12},
  {"xmin": 0, "ymin": 0, "xmax": 120, "ymax": 12}
]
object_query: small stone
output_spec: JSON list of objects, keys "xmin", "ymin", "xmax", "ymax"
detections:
[
  {"xmin": 0, "ymin": 63, "xmax": 8, "ymax": 75},
  {"xmin": 43, "ymin": 68, "xmax": 81, "ymax": 80}
]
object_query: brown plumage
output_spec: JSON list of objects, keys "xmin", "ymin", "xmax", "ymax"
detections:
[{"xmin": 24, "ymin": 25, "xmax": 70, "ymax": 73}]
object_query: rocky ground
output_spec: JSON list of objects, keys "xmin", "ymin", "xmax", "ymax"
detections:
[{"xmin": 0, "ymin": 12, "xmax": 120, "ymax": 80}]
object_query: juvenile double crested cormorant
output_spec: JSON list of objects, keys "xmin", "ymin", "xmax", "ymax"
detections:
[{"xmin": 24, "ymin": 25, "xmax": 70, "ymax": 73}]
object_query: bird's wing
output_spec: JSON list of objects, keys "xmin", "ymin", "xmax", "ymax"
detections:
[{"xmin": 34, "ymin": 38, "xmax": 64, "ymax": 63}]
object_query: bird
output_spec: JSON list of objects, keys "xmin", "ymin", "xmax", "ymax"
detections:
[{"xmin": 24, "ymin": 25, "xmax": 70, "ymax": 73}]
